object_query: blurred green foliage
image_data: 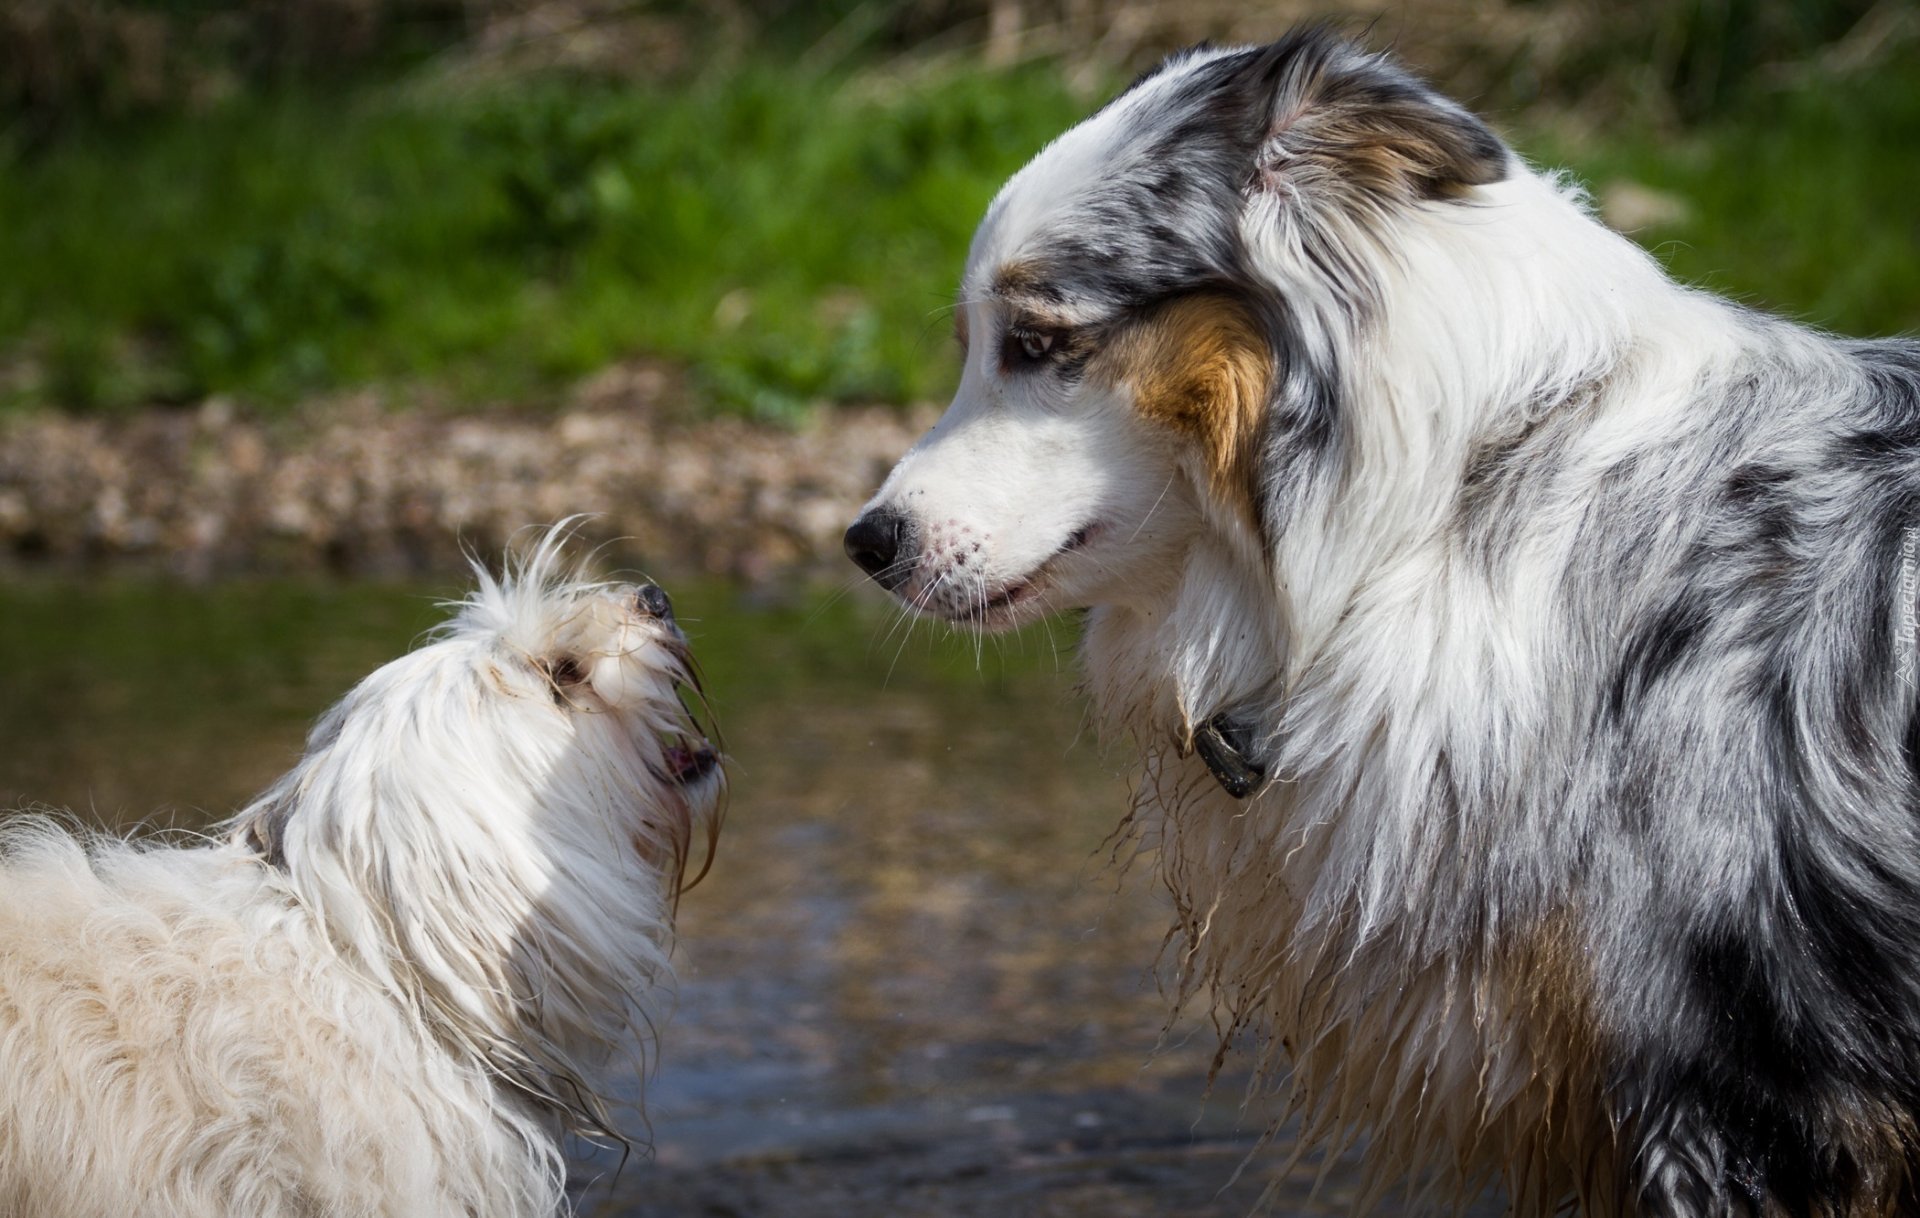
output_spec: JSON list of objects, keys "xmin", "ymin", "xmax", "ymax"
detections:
[
  {"xmin": 1527, "ymin": 57, "xmax": 1920, "ymax": 339},
  {"xmin": 0, "ymin": 63, "xmax": 1088, "ymax": 417},
  {"xmin": 0, "ymin": 1, "xmax": 1913, "ymax": 418}
]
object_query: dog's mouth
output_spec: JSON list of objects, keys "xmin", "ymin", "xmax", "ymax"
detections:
[
  {"xmin": 661, "ymin": 675, "xmax": 723, "ymax": 788},
  {"xmin": 664, "ymin": 737, "xmax": 721, "ymax": 785},
  {"xmin": 954, "ymin": 521, "xmax": 1101, "ymax": 627}
]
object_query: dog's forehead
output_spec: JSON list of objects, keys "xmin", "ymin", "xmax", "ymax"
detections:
[
  {"xmin": 962, "ymin": 46, "xmax": 1252, "ymax": 317},
  {"xmin": 964, "ymin": 116, "xmax": 1124, "ymax": 291},
  {"xmin": 453, "ymin": 581, "xmax": 622, "ymax": 653}
]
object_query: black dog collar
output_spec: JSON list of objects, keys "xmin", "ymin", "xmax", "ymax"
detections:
[{"xmin": 1192, "ymin": 712, "xmax": 1266, "ymax": 799}]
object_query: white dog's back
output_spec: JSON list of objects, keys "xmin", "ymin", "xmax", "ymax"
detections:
[{"xmin": 0, "ymin": 824, "xmax": 548, "ymax": 1218}]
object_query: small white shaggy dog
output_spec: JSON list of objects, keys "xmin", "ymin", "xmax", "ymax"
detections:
[{"xmin": 0, "ymin": 527, "xmax": 722, "ymax": 1218}]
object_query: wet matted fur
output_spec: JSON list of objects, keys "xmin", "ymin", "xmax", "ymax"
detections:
[
  {"xmin": 0, "ymin": 528, "xmax": 723, "ymax": 1218},
  {"xmin": 845, "ymin": 26, "xmax": 1920, "ymax": 1217}
]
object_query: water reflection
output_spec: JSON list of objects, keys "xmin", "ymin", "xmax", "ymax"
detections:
[{"xmin": 0, "ymin": 576, "xmax": 1490, "ymax": 1216}]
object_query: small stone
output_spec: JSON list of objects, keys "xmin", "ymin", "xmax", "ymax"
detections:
[{"xmin": 1598, "ymin": 180, "xmax": 1690, "ymax": 233}]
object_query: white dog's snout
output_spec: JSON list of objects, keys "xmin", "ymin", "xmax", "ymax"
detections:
[{"xmin": 634, "ymin": 582, "xmax": 673, "ymax": 622}]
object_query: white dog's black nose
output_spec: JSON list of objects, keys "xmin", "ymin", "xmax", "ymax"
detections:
[
  {"xmin": 844, "ymin": 508, "xmax": 914, "ymax": 591},
  {"xmin": 635, "ymin": 583, "xmax": 673, "ymax": 621}
]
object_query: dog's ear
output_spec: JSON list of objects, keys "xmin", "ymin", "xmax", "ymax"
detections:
[{"xmin": 1218, "ymin": 27, "xmax": 1508, "ymax": 210}]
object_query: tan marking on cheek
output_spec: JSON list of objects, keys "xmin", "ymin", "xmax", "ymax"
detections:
[
  {"xmin": 1094, "ymin": 294, "xmax": 1272, "ymax": 527},
  {"xmin": 954, "ymin": 308, "xmax": 969, "ymax": 355}
]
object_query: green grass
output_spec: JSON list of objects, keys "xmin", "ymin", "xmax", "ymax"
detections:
[
  {"xmin": 0, "ymin": 54, "xmax": 1913, "ymax": 419},
  {"xmin": 1525, "ymin": 62, "xmax": 1920, "ymax": 339},
  {"xmin": 0, "ymin": 63, "xmax": 1092, "ymax": 418}
]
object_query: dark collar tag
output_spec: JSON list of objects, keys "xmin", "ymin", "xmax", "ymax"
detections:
[{"xmin": 1193, "ymin": 712, "xmax": 1265, "ymax": 799}]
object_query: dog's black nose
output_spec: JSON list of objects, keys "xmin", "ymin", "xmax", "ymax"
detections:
[
  {"xmin": 635, "ymin": 583, "xmax": 673, "ymax": 621},
  {"xmin": 844, "ymin": 508, "xmax": 913, "ymax": 591}
]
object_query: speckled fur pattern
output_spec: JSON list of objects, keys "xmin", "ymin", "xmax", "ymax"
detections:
[
  {"xmin": 0, "ymin": 525, "xmax": 723, "ymax": 1218},
  {"xmin": 851, "ymin": 26, "xmax": 1920, "ymax": 1216}
]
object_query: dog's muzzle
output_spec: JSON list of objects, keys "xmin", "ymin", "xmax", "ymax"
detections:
[{"xmin": 843, "ymin": 507, "xmax": 916, "ymax": 592}]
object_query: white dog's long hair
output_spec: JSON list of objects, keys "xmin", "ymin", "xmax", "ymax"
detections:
[
  {"xmin": 848, "ymin": 27, "xmax": 1920, "ymax": 1216},
  {"xmin": 0, "ymin": 526, "xmax": 722, "ymax": 1218}
]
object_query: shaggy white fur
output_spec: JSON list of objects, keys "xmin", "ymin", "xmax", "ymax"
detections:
[
  {"xmin": 0, "ymin": 526, "xmax": 722, "ymax": 1218},
  {"xmin": 848, "ymin": 26, "xmax": 1920, "ymax": 1216}
]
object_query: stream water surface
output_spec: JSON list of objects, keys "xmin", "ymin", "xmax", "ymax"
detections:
[{"xmin": 0, "ymin": 574, "xmax": 1497, "ymax": 1217}]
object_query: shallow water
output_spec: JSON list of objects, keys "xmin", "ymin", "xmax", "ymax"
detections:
[{"xmin": 0, "ymin": 575, "xmax": 1497, "ymax": 1216}]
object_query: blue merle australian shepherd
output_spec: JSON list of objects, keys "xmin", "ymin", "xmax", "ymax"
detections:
[{"xmin": 844, "ymin": 25, "xmax": 1920, "ymax": 1218}]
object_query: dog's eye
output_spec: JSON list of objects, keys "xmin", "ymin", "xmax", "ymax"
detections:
[
  {"xmin": 546, "ymin": 657, "xmax": 586, "ymax": 687},
  {"xmin": 1004, "ymin": 327, "xmax": 1059, "ymax": 368}
]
